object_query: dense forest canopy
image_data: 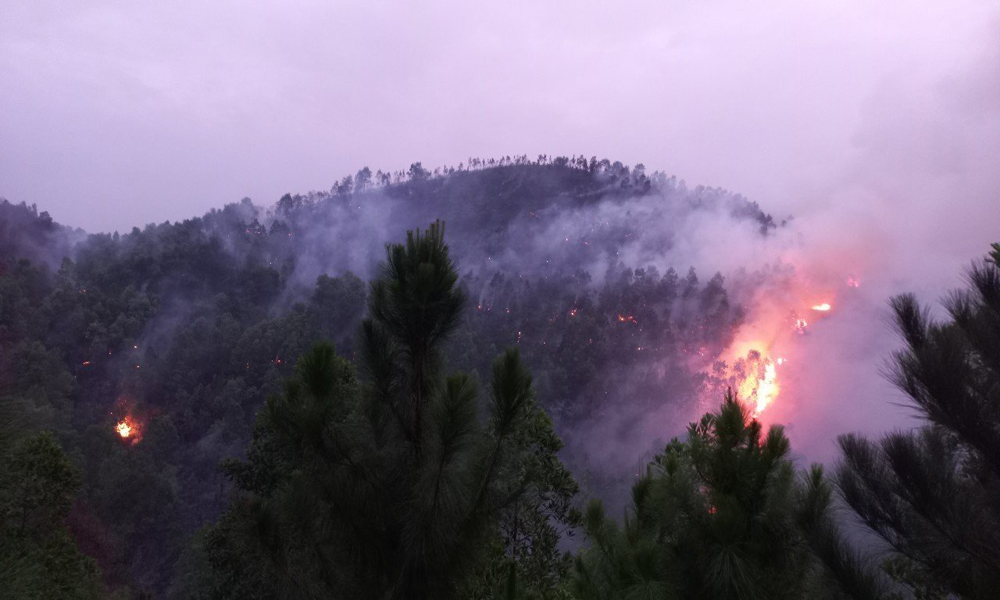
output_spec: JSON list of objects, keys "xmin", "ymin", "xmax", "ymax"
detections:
[
  {"xmin": 6, "ymin": 157, "xmax": 994, "ymax": 600},
  {"xmin": 0, "ymin": 159, "xmax": 777, "ymax": 595}
]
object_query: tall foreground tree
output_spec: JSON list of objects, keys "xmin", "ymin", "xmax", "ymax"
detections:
[
  {"xmin": 0, "ymin": 426, "xmax": 103, "ymax": 600},
  {"xmin": 573, "ymin": 393, "xmax": 886, "ymax": 600},
  {"xmin": 837, "ymin": 244, "xmax": 1000, "ymax": 599},
  {"xmin": 190, "ymin": 221, "xmax": 578, "ymax": 600}
]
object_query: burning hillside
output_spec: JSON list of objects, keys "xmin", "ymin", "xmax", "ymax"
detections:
[
  {"xmin": 0, "ymin": 162, "xmax": 810, "ymax": 592},
  {"xmin": 707, "ymin": 266, "xmax": 861, "ymax": 421}
]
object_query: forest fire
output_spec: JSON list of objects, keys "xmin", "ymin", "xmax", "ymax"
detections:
[
  {"xmin": 727, "ymin": 348, "xmax": 782, "ymax": 417},
  {"xmin": 713, "ymin": 276, "xmax": 846, "ymax": 418},
  {"xmin": 116, "ymin": 419, "xmax": 133, "ymax": 438},
  {"xmin": 113, "ymin": 411, "xmax": 143, "ymax": 444}
]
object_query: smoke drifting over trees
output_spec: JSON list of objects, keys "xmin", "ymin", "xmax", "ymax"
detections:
[
  {"xmin": 3, "ymin": 2, "xmax": 999, "ymax": 597},
  {"xmin": 0, "ymin": 159, "xmax": 789, "ymax": 594},
  {"xmin": 1, "ymin": 153, "xmax": 997, "ymax": 600}
]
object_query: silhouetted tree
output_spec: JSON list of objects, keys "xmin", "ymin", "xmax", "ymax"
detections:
[
  {"xmin": 837, "ymin": 245, "xmax": 1000, "ymax": 599},
  {"xmin": 199, "ymin": 221, "xmax": 578, "ymax": 600},
  {"xmin": 356, "ymin": 167, "xmax": 373, "ymax": 191},
  {"xmin": 408, "ymin": 162, "xmax": 430, "ymax": 182},
  {"xmin": 0, "ymin": 430, "xmax": 103, "ymax": 600},
  {"xmin": 573, "ymin": 393, "xmax": 887, "ymax": 600}
]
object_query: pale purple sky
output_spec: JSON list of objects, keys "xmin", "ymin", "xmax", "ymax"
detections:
[{"xmin": 3, "ymin": 1, "xmax": 998, "ymax": 239}]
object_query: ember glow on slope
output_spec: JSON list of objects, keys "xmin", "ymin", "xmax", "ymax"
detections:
[
  {"xmin": 112, "ymin": 400, "xmax": 144, "ymax": 445},
  {"xmin": 682, "ymin": 224, "xmax": 920, "ymax": 464},
  {"xmin": 718, "ymin": 293, "xmax": 838, "ymax": 419},
  {"xmin": 703, "ymin": 250, "xmax": 843, "ymax": 421}
]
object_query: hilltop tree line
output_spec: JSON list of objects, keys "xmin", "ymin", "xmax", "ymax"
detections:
[
  {"xmin": 2, "ymin": 165, "xmax": 997, "ymax": 598},
  {"xmin": 0, "ymin": 162, "xmax": 766, "ymax": 596},
  {"xmin": 329, "ymin": 155, "xmax": 652, "ymax": 195}
]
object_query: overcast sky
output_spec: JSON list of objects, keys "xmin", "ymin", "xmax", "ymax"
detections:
[{"xmin": 2, "ymin": 1, "xmax": 997, "ymax": 237}]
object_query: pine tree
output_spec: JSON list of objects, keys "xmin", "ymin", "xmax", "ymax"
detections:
[
  {"xmin": 573, "ymin": 393, "xmax": 887, "ymax": 600},
  {"xmin": 837, "ymin": 246, "xmax": 1000, "ymax": 599},
  {"xmin": 201, "ymin": 221, "xmax": 578, "ymax": 600},
  {"xmin": 0, "ymin": 431, "xmax": 103, "ymax": 600}
]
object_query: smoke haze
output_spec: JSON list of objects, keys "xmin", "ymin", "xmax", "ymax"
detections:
[{"xmin": 3, "ymin": 0, "xmax": 1000, "ymax": 467}]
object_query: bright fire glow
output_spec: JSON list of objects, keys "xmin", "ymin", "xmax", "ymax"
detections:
[
  {"xmin": 697, "ymin": 256, "xmax": 854, "ymax": 420},
  {"xmin": 113, "ymin": 410, "xmax": 142, "ymax": 444},
  {"xmin": 733, "ymin": 350, "xmax": 781, "ymax": 417},
  {"xmin": 116, "ymin": 419, "xmax": 133, "ymax": 438},
  {"xmin": 710, "ymin": 275, "xmax": 845, "ymax": 418},
  {"xmin": 757, "ymin": 362, "xmax": 778, "ymax": 414}
]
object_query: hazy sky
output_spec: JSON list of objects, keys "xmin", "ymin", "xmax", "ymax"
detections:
[{"xmin": 2, "ymin": 1, "xmax": 998, "ymax": 237}]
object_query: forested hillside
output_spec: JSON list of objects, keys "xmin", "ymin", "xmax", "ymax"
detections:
[
  {"xmin": 3, "ymin": 161, "xmax": 999, "ymax": 600},
  {"xmin": 1, "ymin": 158, "xmax": 776, "ymax": 596}
]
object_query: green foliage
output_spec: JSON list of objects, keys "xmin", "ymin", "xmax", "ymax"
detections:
[
  {"xmin": 573, "ymin": 393, "xmax": 887, "ymax": 600},
  {"xmin": 0, "ymin": 432, "xmax": 103, "ymax": 600},
  {"xmin": 796, "ymin": 466, "xmax": 888, "ymax": 600},
  {"xmin": 0, "ymin": 164, "xmax": 769, "ymax": 594},
  {"xmin": 0, "ymin": 199, "xmax": 371, "ymax": 593},
  {"xmin": 366, "ymin": 220, "xmax": 466, "ymax": 455},
  {"xmin": 880, "ymin": 557, "xmax": 949, "ymax": 600},
  {"xmin": 198, "ymin": 222, "xmax": 578, "ymax": 600},
  {"xmin": 837, "ymin": 245, "xmax": 1000, "ymax": 600}
]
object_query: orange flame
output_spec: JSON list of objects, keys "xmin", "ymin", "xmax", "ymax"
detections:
[
  {"xmin": 733, "ymin": 350, "xmax": 781, "ymax": 417},
  {"xmin": 116, "ymin": 419, "xmax": 133, "ymax": 438},
  {"xmin": 114, "ymin": 414, "xmax": 142, "ymax": 444},
  {"xmin": 703, "ymin": 259, "xmax": 853, "ymax": 420}
]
